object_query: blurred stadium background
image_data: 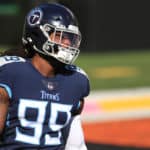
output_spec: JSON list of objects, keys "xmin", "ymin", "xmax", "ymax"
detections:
[{"xmin": 1, "ymin": 0, "xmax": 150, "ymax": 149}]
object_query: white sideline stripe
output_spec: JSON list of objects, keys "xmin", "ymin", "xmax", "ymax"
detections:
[
  {"xmin": 86, "ymin": 87, "xmax": 150, "ymax": 101},
  {"xmin": 82, "ymin": 109, "xmax": 150, "ymax": 123},
  {"xmin": 81, "ymin": 87, "xmax": 150, "ymax": 122}
]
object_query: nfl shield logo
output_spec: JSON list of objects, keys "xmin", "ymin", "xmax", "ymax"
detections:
[{"xmin": 47, "ymin": 82, "xmax": 54, "ymax": 90}]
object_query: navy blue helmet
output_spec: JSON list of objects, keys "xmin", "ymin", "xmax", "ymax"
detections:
[{"xmin": 22, "ymin": 3, "xmax": 81, "ymax": 64}]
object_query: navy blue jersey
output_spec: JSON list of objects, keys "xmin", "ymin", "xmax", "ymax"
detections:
[{"xmin": 0, "ymin": 56, "xmax": 90, "ymax": 150}]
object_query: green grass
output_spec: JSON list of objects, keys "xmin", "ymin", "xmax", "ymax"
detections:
[
  {"xmin": 1, "ymin": 47, "xmax": 150, "ymax": 91},
  {"xmin": 0, "ymin": 4, "xmax": 20, "ymax": 15},
  {"xmin": 75, "ymin": 50, "xmax": 150, "ymax": 90}
]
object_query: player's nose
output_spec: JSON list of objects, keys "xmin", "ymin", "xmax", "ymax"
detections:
[{"xmin": 62, "ymin": 38, "xmax": 71, "ymax": 48}]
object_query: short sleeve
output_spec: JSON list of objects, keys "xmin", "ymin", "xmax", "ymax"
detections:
[
  {"xmin": 82, "ymin": 77, "xmax": 90, "ymax": 98},
  {"xmin": 0, "ymin": 65, "xmax": 13, "ymax": 98},
  {"xmin": 0, "ymin": 56, "xmax": 25, "ymax": 98}
]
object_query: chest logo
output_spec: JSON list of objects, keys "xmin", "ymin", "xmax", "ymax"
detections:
[{"xmin": 40, "ymin": 90, "xmax": 60, "ymax": 101}]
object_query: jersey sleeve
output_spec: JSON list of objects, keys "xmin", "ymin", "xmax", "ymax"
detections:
[
  {"xmin": 0, "ymin": 65, "xmax": 13, "ymax": 98},
  {"xmin": 80, "ymin": 76, "xmax": 90, "ymax": 99},
  {"xmin": 77, "ymin": 67, "xmax": 90, "ymax": 99},
  {"xmin": 0, "ymin": 55, "xmax": 25, "ymax": 67},
  {"xmin": 0, "ymin": 56, "xmax": 25, "ymax": 98},
  {"xmin": 66, "ymin": 65, "xmax": 90, "ymax": 98},
  {"xmin": 70, "ymin": 67, "xmax": 90, "ymax": 115}
]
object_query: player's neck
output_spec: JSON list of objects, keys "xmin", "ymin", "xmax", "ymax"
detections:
[{"xmin": 31, "ymin": 53, "xmax": 55, "ymax": 77}]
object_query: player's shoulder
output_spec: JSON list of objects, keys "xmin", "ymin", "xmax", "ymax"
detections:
[
  {"xmin": 0, "ymin": 55, "xmax": 26, "ymax": 67},
  {"xmin": 65, "ymin": 65, "xmax": 89, "ymax": 79}
]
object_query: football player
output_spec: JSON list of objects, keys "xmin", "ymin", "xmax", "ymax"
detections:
[{"xmin": 0, "ymin": 3, "xmax": 90, "ymax": 150}]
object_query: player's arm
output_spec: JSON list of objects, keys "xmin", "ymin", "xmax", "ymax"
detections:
[
  {"xmin": 65, "ymin": 99, "xmax": 87, "ymax": 150},
  {"xmin": 65, "ymin": 115, "xmax": 87, "ymax": 150},
  {"xmin": 0, "ymin": 87, "xmax": 9, "ymax": 136}
]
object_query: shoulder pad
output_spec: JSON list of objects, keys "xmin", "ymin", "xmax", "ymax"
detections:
[
  {"xmin": 0, "ymin": 56, "xmax": 26, "ymax": 67},
  {"xmin": 65, "ymin": 65, "xmax": 88, "ymax": 78}
]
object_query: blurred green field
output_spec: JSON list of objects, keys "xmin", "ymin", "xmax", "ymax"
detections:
[
  {"xmin": 1, "ymin": 47, "xmax": 150, "ymax": 91},
  {"xmin": 75, "ymin": 50, "xmax": 150, "ymax": 91}
]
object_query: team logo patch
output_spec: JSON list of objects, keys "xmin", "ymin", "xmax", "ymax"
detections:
[{"xmin": 27, "ymin": 8, "xmax": 43, "ymax": 26}]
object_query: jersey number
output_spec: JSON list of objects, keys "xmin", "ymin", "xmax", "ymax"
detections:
[{"xmin": 15, "ymin": 99, "xmax": 72, "ymax": 145}]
